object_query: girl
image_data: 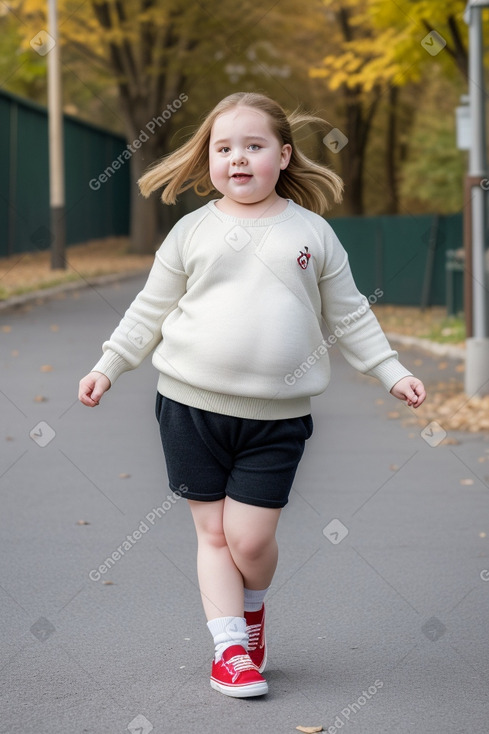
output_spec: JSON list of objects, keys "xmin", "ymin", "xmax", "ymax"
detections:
[{"xmin": 79, "ymin": 92, "xmax": 426, "ymax": 699}]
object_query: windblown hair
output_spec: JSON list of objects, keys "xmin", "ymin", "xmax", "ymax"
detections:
[{"xmin": 138, "ymin": 92, "xmax": 343, "ymax": 215}]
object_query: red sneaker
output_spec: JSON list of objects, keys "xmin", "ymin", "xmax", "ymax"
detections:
[
  {"xmin": 245, "ymin": 604, "xmax": 267, "ymax": 673},
  {"xmin": 210, "ymin": 645, "xmax": 268, "ymax": 698}
]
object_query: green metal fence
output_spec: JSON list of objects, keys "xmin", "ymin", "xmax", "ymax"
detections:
[
  {"xmin": 0, "ymin": 88, "xmax": 130, "ymax": 257},
  {"xmin": 330, "ymin": 212, "xmax": 463, "ymax": 309},
  {"xmin": 0, "ymin": 86, "xmax": 463, "ymax": 308}
]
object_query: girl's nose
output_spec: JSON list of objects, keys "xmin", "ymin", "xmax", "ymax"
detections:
[{"xmin": 231, "ymin": 149, "xmax": 246, "ymax": 165}]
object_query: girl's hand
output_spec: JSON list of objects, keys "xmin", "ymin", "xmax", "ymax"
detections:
[
  {"xmin": 78, "ymin": 371, "xmax": 111, "ymax": 407},
  {"xmin": 390, "ymin": 376, "xmax": 426, "ymax": 408}
]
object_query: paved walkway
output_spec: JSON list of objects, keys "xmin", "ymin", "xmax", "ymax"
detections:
[{"xmin": 0, "ymin": 275, "xmax": 488, "ymax": 733}]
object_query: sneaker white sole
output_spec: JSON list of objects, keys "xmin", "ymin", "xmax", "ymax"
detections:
[{"xmin": 210, "ymin": 678, "xmax": 268, "ymax": 698}]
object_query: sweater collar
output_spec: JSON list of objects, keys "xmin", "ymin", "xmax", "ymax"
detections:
[{"xmin": 206, "ymin": 199, "xmax": 295, "ymax": 226}]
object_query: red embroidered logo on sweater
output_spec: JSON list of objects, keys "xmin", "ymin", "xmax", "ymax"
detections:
[{"xmin": 297, "ymin": 247, "xmax": 311, "ymax": 270}]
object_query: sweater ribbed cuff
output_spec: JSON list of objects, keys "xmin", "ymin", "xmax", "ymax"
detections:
[
  {"xmin": 91, "ymin": 350, "xmax": 132, "ymax": 386},
  {"xmin": 366, "ymin": 357, "xmax": 413, "ymax": 392}
]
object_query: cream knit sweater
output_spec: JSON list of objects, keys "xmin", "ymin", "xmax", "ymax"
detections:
[{"xmin": 92, "ymin": 200, "xmax": 412, "ymax": 419}]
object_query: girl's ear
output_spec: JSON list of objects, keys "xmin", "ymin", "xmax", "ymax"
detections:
[{"xmin": 280, "ymin": 144, "xmax": 292, "ymax": 170}]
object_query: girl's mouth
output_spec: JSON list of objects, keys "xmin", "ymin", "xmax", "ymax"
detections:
[{"xmin": 232, "ymin": 174, "xmax": 252, "ymax": 181}]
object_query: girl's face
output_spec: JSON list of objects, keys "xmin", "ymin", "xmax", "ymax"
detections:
[{"xmin": 208, "ymin": 106, "xmax": 292, "ymax": 215}]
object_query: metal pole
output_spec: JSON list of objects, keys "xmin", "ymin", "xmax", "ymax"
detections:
[
  {"xmin": 465, "ymin": 2, "xmax": 489, "ymax": 396},
  {"xmin": 47, "ymin": 0, "xmax": 66, "ymax": 269}
]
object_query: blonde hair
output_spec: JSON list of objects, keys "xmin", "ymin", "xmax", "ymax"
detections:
[{"xmin": 138, "ymin": 92, "xmax": 343, "ymax": 215}]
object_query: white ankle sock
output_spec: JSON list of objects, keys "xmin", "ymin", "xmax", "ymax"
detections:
[
  {"xmin": 207, "ymin": 616, "xmax": 248, "ymax": 661},
  {"xmin": 244, "ymin": 587, "xmax": 269, "ymax": 613}
]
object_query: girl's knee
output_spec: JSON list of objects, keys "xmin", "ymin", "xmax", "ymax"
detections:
[
  {"xmin": 226, "ymin": 532, "xmax": 276, "ymax": 562},
  {"xmin": 188, "ymin": 500, "xmax": 227, "ymax": 549}
]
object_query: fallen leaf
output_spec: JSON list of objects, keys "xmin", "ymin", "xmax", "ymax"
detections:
[
  {"xmin": 76, "ymin": 519, "xmax": 90, "ymax": 525},
  {"xmin": 11, "ymin": 350, "xmax": 19, "ymax": 357},
  {"xmin": 5, "ymin": 436, "xmax": 14, "ymax": 441},
  {"xmin": 375, "ymin": 399, "xmax": 384, "ymax": 405},
  {"xmin": 118, "ymin": 473, "xmax": 131, "ymax": 479},
  {"xmin": 460, "ymin": 479, "xmax": 474, "ymax": 486},
  {"xmin": 1, "ymin": 325, "xmax": 12, "ymax": 333},
  {"xmin": 387, "ymin": 411, "xmax": 400, "ymax": 419},
  {"xmin": 440, "ymin": 437, "xmax": 460, "ymax": 445},
  {"xmin": 33, "ymin": 395, "xmax": 48, "ymax": 403},
  {"xmin": 455, "ymin": 363, "xmax": 465, "ymax": 372},
  {"xmin": 296, "ymin": 727, "xmax": 323, "ymax": 733},
  {"xmin": 389, "ymin": 464, "xmax": 399, "ymax": 471},
  {"xmin": 414, "ymin": 359, "xmax": 423, "ymax": 366},
  {"xmin": 480, "ymin": 532, "xmax": 487, "ymax": 538},
  {"xmin": 50, "ymin": 324, "xmax": 59, "ymax": 332},
  {"xmin": 437, "ymin": 362, "xmax": 448, "ymax": 370},
  {"xmin": 102, "ymin": 580, "xmax": 114, "ymax": 585},
  {"xmin": 40, "ymin": 364, "xmax": 53, "ymax": 372}
]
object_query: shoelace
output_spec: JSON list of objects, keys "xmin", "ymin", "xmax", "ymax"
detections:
[
  {"xmin": 227, "ymin": 654, "xmax": 259, "ymax": 673},
  {"xmin": 246, "ymin": 623, "xmax": 261, "ymax": 651}
]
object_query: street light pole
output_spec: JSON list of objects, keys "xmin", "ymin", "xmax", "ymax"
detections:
[
  {"xmin": 47, "ymin": 0, "xmax": 66, "ymax": 269},
  {"xmin": 465, "ymin": 0, "xmax": 489, "ymax": 396}
]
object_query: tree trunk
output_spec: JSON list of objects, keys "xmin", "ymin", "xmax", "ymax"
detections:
[
  {"xmin": 385, "ymin": 85, "xmax": 399, "ymax": 214},
  {"xmin": 344, "ymin": 143, "xmax": 364, "ymax": 215},
  {"xmin": 342, "ymin": 98, "xmax": 366, "ymax": 215},
  {"xmin": 129, "ymin": 150, "xmax": 159, "ymax": 254},
  {"xmin": 340, "ymin": 86, "xmax": 380, "ymax": 216}
]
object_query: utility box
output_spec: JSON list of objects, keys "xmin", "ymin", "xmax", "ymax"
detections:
[{"xmin": 445, "ymin": 248, "xmax": 465, "ymax": 315}]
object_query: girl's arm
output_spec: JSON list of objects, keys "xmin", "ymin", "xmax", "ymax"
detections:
[
  {"xmin": 319, "ymin": 228, "xmax": 426, "ymax": 403},
  {"xmin": 78, "ymin": 229, "xmax": 188, "ymax": 406}
]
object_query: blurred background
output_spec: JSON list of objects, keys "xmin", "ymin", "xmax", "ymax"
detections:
[{"xmin": 0, "ymin": 0, "xmax": 487, "ymax": 359}]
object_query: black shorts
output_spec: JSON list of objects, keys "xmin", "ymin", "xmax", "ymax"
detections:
[{"xmin": 155, "ymin": 394, "xmax": 313, "ymax": 509}]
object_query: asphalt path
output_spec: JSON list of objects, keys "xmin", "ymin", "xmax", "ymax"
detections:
[{"xmin": 1, "ymin": 275, "xmax": 488, "ymax": 733}]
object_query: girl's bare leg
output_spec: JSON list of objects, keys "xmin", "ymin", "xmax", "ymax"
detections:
[
  {"xmin": 188, "ymin": 496, "xmax": 282, "ymax": 619},
  {"xmin": 223, "ymin": 497, "xmax": 281, "ymax": 590},
  {"xmin": 187, "ymin": 499, "xmax": 244, "ymax": 620}
]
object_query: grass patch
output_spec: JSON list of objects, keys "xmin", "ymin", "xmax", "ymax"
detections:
[
  {"xmin": 419, "ymin": 315, "xmax": 465, "ymax": 344},
  {"xmin": 0, "ymin": 237, "xmax": 154, "ymax": 301},
  {"xmin": 373, "ymin": 305, "xmax": 466, "ymax": 346}
]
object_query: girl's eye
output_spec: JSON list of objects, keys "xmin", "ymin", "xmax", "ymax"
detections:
[
  {"xmin": 219, "ymin": 146, "xmax": 230, "ymax": 153},
  {"xmin": 248, "ymin": 144, "xmax": 261, "ymax": 151}
]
